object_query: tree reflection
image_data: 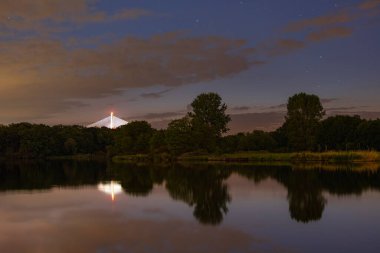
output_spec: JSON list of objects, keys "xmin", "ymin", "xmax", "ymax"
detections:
[
  {"xmin": 166, "ymin": 164, "xmax": 231, "ymax": 225},
  {"xmin": 1, "ymin": 160, "xmax": 380, "ymax": 225},
  {"xmin": 236, "ymin": 166, "xmax": 327, "ymax": 223},
  {"xmin": 0, "ymin": 160, "xmax": 108, "ymax": 191},
  {"xmin": 286, "ymin": 172, "xmax": 326, "ymax": 223},
  {"xmin": 110, "ymin": 164, "xmax": 154, "ymax": 196},
  {"xmin": 233, "ymin": 164, "xmax": 380, "ymax": 223}
]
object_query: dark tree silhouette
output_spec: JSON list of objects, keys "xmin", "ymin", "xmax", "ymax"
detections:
[
  {"xmin": 285, "ymin": 93, "xmax": 324, "ymax": 151},
  {"xmin": 188, "ymin": 92, "xmax": 231, "ymax": 152},
  {"xmin": 165, "ymin": 164, "xmax": 231, "ymax": 225}
]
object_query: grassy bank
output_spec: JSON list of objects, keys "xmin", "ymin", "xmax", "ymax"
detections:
[
  {"xmin": 178, "ymin": 151, "xmax": 380, "ymax": 163},
  {"xmin": 112, "ymin": 153, "xmax": 172, "ymax": 163},
  {"xmin": 47, "ymin": 153, "xmax": 107, "ymax": 161},
  {"xmin": 112, "ymin": 154, "xmax": 150, "ymax": 163}
]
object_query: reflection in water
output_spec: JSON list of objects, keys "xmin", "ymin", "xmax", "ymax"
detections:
[
  {"xmin": 1, "ymin": 160, "xmax": 380, "ymax": 224},
  {"xmin": 165, "ymin": 165, "xmax": 231, "ymax": 225},
  {"xmin": 112, "ymin": 165, "xmax": 156, "ymax": 196},
  {"xmin": 286, "ymin": 172, "xmax": 326, "ymax": 223},
  {"xmin": 98, "ymin": 181, "xmax": 122, "ymax": 201}
]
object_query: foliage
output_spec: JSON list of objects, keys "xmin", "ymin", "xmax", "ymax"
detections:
[
  {"xmin": 285, "ymin": 93, "xmax": 324, "ymax": 151},
  {"xmin": 271, "ymin": 123, "xmax": 288, "ymax": 151},
  {"xmin": 0, "ymin": 123, "xmax": 113, "ymax": 158},
  {"xmin": 113, "ymin": 121, "xmax": 155, "ymax": 155},
  {"xmin": 165, "ymin": 116, "xmax": 194, "ymax": 156},
  {"xmin": 318, "ymin": 115, "xmax": 364, "ymax": 150},
  {"xmin": 149, "ymin": 129, "xmax": 168, "ymax": 153},
  {"xmin": 357, "ymin": 119, "xmax": 380, "ymax": 150},
  {"xmin": 188, "ymin": 92, "xmax": 231, "ymax": 151}
]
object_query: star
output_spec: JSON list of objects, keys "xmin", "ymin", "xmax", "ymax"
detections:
[{"xmin": 195, "ymin": 19, "xmax": 200, "ymax": 23}]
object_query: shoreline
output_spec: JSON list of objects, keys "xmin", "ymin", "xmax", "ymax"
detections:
[
  {"xmin": 112, "ymin": 151, "xmax": 380, "ymax": 163},
  {"xmin": 2, "ymin": 151, "xmax": 379, "ymax": 164}
]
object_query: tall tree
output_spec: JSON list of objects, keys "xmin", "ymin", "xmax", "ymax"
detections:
[
  {"xmin": 188, "ymin": 92, "xmax": 231, "ymax": 151},
  {"xmin": 285, "ymin": 93, "xmax": 324, "ymax": 151}
]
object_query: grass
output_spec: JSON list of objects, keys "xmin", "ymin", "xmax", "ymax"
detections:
[
  {"xmin": 48, "ymin": 153, "xmax": 106, "ymax": 161},
  {"xmin": 112, "ymin": 154, "xmax": 150, "ymax": 163},
  {"xmin": 178, "ymin": 151, "xmax": 380, "ymax": 163},
  {"xmin": 112, "ymin": 153, "xmax": 173, "ymax": 163},
  {"xmin": 48, "ymin": 151, "xmax": 380, "ymax": 164},
  {"xmin": 290, "ymin": 162, "xmax": 380, "ymax": 171}
]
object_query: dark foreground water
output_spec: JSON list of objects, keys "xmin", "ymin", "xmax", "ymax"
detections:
[{"xmin": 1, "ymin": 161, "xmax": 380, "ymax": 253}]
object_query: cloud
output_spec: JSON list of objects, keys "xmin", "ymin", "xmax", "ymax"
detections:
[
  {"xmin": 326, "ymin": 110, "xmax": 380, "ymax": 119},
  {"xmin": 0, "ymin": 33, "xmax": 257, "ymax": 123},
  {"xmin": 140, "ymin": 89, "xmax": 172, "ymax": 99},
  {"xmin": 359, "ymin": 0, "xmax": 380, "ymax": 10},
  {"xmin": 326, "ymin": 106, "xmax": 359, "ymax": 111},
  {"xmin": 129, "ymin": 111, "xmax": 185, "ymax": 121},
  {"xmin": 306, "ymin": 26, "xmax": 353, "ymax": 42},
  {"xmin": 231, "ymin": 106, "xmax": 251, "ymax": 111},
  {"xmin": 268, "ymin": 0, "xmax": 380, "ymax": 57},
  {"xmin": 284, "ymin": 0, "xmax": 380, "ymax": 34},
  {"xmin": 267, "ymin": 98, "xmax": 337, "ymax": 111},
  {"xmin": 268, "ymin": 103, "xmax": 287, "ymax": 110},
  {"xmin": 0, "ymin": 0, "xmax": 151, "ymax": 34},
  {"xmin": 320, "ymin": 98, "xmax": 338, "ymax": 104},
  {"xmin": 264, "ymin": 39, "xmax": 306, "ymax": 56},
  {"xmin": 111, "ymin": 8, "xmax": 152, "ymax": 20},
  {"xmin": 284, "ymin": 10, "xmax": 353, "ymax": 33}
]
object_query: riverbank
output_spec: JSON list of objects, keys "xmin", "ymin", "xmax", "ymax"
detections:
[
  {"xmin": 177, "ymin": 151, "xmax": 380, "ymax": 163},
  {"xmin": 47, "ymin": 153, "xmax": 107, "ymax": 161},
  {"xmin": 3, "ymin": 151, "xmax": 379, "ymax": 163}
]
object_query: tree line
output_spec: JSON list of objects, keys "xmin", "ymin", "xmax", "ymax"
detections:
[{"xmin": 0, "ymin": 92, "xmax": 379, "ymax": 158}]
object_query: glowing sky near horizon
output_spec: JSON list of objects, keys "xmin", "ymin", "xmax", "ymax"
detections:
[{"xmin": 0, "ymin": 0, "xmax": 379, "ymax": 132}]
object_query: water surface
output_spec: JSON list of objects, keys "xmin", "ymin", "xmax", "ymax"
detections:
[{"xmin": 1, "ymin": 161, "xmax": 380, "ymax": 253}]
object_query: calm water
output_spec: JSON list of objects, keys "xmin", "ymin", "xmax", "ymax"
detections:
[{"xmin": 1, "ymin": 161, "xmax": 380, "ymax": 253}]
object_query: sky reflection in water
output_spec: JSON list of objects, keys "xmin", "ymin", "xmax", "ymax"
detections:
[{"xmin": 0, "ymin": 161, "xmax": 380, "ymax": 253}]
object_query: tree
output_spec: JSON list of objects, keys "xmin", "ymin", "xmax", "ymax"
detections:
[
  {"xmin": 149, "ymin": 129, "xmax": 168, "ymax": 153},
  {"xmin": 357, "ymin": 119, "xmax": 380, "ymax": 150},
  {"xmin": 220, "ymin": 134, "xmax": 240, "ymax": 153},
  {"xmin": 114, "ymin": 121, "xmax": 154, "ymax": 154},
  {"xmin": 64, "ymin": 138, "xmax": 78, "ymax": 155},
  {"xmin": 318, "ymin": 115, "xmax": 363, "ymax": 151},
  {"xmin": 271, "ymin": 123, "xmax": 289, "ymax": 151},
  {"xmin": 235, "ymin": 131, "xmax": 276, "ymax": 151},
  {"xmin": 285, "ymin": 93, "xmax": 324, "ymax": 151},
  {"xmin": 188, "ymin": 92, "xmax": 231, "ymax": 151},
  {"xmin": 165, "ymin": 116, "xmax": 194, "ymax": 156}
]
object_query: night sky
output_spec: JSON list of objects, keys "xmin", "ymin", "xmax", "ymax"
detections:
[{"xmin": 1, "ymin": 0, "xmax": 379, "ymax": 132}]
